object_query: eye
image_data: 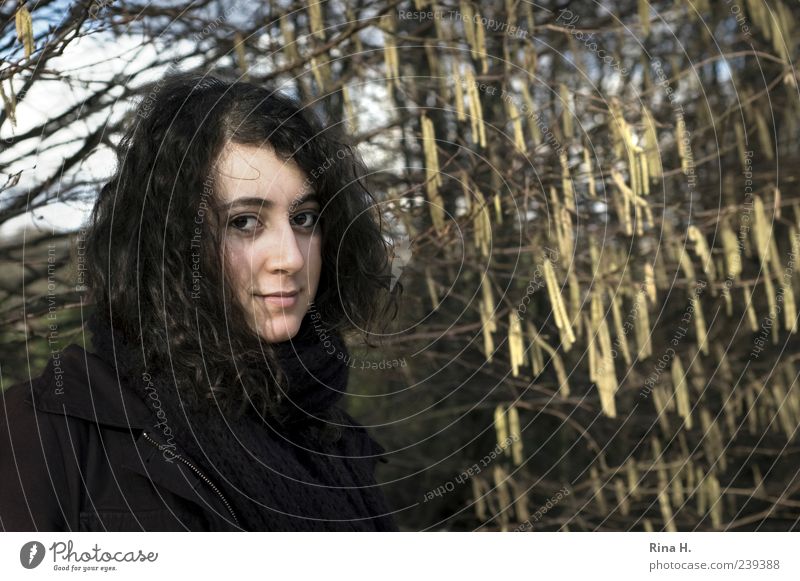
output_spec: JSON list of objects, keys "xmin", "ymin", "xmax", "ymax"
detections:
[
  {"xmin": 229, "ymin": 214, "xmax": 261, "ymax": 232},
  {"xmin": 292, "ymin": 210, "xmax": 320, "ymax": 229}
]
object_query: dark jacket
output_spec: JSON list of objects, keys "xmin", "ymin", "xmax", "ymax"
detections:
[{"xmin": 0, "ymin": 344, "xmax": 388, "ymax": 531}]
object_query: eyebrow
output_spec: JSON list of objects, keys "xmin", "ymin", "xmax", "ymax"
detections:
[{"xmin": 217, "ymin": 192, "xmax": 319, "ymax": 212}]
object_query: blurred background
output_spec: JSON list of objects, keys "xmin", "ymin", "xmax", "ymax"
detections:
[{"xmin": 1, "ymin": 0, "xmax": 799, "ymax": 531}]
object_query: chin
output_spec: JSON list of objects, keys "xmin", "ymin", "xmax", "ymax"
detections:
[{"xmin": 257, "ymin": 317, "xmax": 302, "ymax": 343}]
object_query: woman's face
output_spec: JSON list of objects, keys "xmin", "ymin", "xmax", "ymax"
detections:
[{"xmin": 216, "ymin": 142, "xmax": 322, "ymax": 343}]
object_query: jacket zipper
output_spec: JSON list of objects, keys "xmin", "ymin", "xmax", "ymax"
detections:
[{"xmin": 141, "ymin": 431, "xmax": 241, "ymax": 528}]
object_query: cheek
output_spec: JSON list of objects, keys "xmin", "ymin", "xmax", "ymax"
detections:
[
  {"xmin": 307, "ymin": 236, "xmax": 323, "ymax": 288},
  {"xmin": 224, "ymin": 239, "xmax": 256, "ymax": 290}
]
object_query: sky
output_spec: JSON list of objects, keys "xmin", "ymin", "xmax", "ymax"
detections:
[{"xmin": 0, "ymin": 7, "xmax": 405, "ymax": 242}]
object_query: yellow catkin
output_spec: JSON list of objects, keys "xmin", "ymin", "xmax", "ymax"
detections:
[
  {"xmin": 688, "ymin": 225, "xmax": 717, "ymax": 283},
  {"xmin": 508, "ymin": 406, "xmax": 523, "ymax": 466},
  {"xmin": 280, "ymin": 15, "xmax": 299, "ymax": 63},
  {"xmin": 696, "ymin": 466, "xmax": 707, "ymax": 515},
  {"xmin": 472, "ymin": 477, "xmax": 487, "ymax": 521},
  {"xmin": 493, "ymin": 465, "xmax": 511, "ymax": 529},
  {"xmin": 653, "ymin": 386, "xmax": 671, "ymax": 432},
  {"xmin": 506, "ymin": 98, "xmax": 527, "ymax": 154},
  {"xmin": 700, "ymin": 409, "xmax": 727, "ymax": 471},
  {"xmin": 783, "ymin": 361, "xmax": 800, "ymax": 428},
  {"xmin": 609, "ymin": 99, "xmax": 627, "ymax": 158},
  {"xmin": 531, "ymin": 339, "xmax": 544, "ymax": 375},
  {"xmin": 609, "ymin": 289, "xmax": 632, "ymax": 365},
  {"xmin": 342, "ymin": 85, "xmax": 357, "ymax": 135},
  {"xmin": 508, "ymin": 313, "xmax": 525, "ymax": 377},
  {"xmin": 453, "ymin": 69, "xmax": 466, "ymax": 121},
  {"xmin": 752, "ymin": 107, "xmax": 775, "ymax": 160},
  {"xmin": 494, "ymin": 191, "xmax": 503, "ymax": 225},
  {"xmin": 505, "ymin": 0, "xmax": 518, "ymax": 28},
  {"xmin": 742, "ymin": 283, "xmax": 759, "ymax": 332},
  {"xmin": 234, "ymin": 32, "xmax": 249, "ymax": 80},
  {"xmin": 611, "ymin": 168, "xmax": 652, "ymax": 233},
  {"xmin": 421, "ymin": 114, "xmax": 445, "ymax": 232},
  {"xmin": 345, "ymin": 4, "xmax": 363, "ymax": 53},
  {"xmin": 425, "ymin": 265, "xmax": 439, "ymax": 310},
  {"xmin": 473, "ymin": 195, "xmax": 492, "ymax": 258},
  {"xmin": 526, "ymin": 321, "xmax": 570, "ymax": 398},
  {"xmin": 589, "ymin": 466, "xmax": 608, "ymax": 514},
  {"xmin": 652, "ymin": 437, "xmax": 668, "ymax": 488},
  {"xmin": 568, "ymin": 268, "xmax": 581, "ymax": 337},
  {"xmin": 520, "ymin": 82, "xmax": 541, "ymax": 145},
  {"xmin": 583, "ymin": 146, "xmax": 597, "ymax": 198},
  {"xmin": 671, "ymin": 464, "xmax": 686, "ymax": 509},
  {"xmin": 644, "ymin": 263, "xmax": 657, "ymax": 305},
  {"xmin": 590, "ymin": 292, "xmax": 618, "ymax": 417},
  {"xmin": 381, "ymin": 15, "xmax": 400, "ymax": 92},
  {"xmin": 550, "ymin": 188, "xmax": 566, "ymax": 262},
  {"xmin": 707, "ymin": 472, "xmax": 723, "ymax": 529},
  {"xmin": 560, "ymin": 151, "xmax": 576, "ymax": 212},
  {"xmin": 692, "ymin": 293, "xmax": 709, "ymax": 355},
  {"xmin": 465, "ymin": 68, "xmax": 486, "ymax": 147},
  {"xmin": 639, "ymin": 0, "xmax": 651, "ymax": 36},
  {"xmin": 626, "ymin": 457, "xmax": 641, "ymax": 500},
  {"xmin": 615, "ymin": 479, "xmax": 630, "ymax": 516},
  {"xmin": 481, "ymin": 276, "xmax": 497, "ymax": 361},
  {"xmin": 309, "ymin": 54, "xmax": 330, "ymax": 92},
  {"xmin": 773, "ymin": 2, "xmax": 794, "ymax": 62},
  {"xmin": 634, "ymin": 289, "xmax": 652, "ymax": 359},
  {"xmin": 672, "ymin": 355, "xmax": 693, "ymax": 429},
  {"xmin": 769, "ymin": 236, "xmax": 798, "ymax": 333},
  {"xmin": 308, "ymin": 1, "xmax": 325, "ymax": 39},
  {"xmin": 587, "ymin": 315, "xmax": 597, "ymax": 385},
  {"xmin": 508, "ymin": 477, "xmax": 530, "ymax": 523},
  {"xmin": 658, "ymin": 489, "xmax": 677, "ymax": 532},
  {"xmin": 643, "ymin": 107, "xmax": 662, "ymax": 179},
  {"xmin": 753, "ymin": 195, "xmax": 772, "ymax": 263},
  {"xmin": 771, "ymin": 378, "xmax": 796, "ymax": 440},
  {"xmin": 720, "ymin": 218, "xmax": 742, "ymax": 279},
  {"xmin": 559, "ymin": 84, "xmax": 573, "ymax": 139},
  {"xmin": 638, "ymin": 148, "xmax": 650, "ymax": 196},
  {"xmin": 752, "ymin": 465, "xmax": 764, "ymax": 495},
  {"xmin": 15, "ymin": 5, "xmax": 34, "ymax": 58},
  {"xmin": 734, "ymin": 121, "xmax": 748, "ymax": 169},
  {"xmin": 459, "ymin": 1, "xmax": 477, "ymax": 59},
  {"xmin": 543, "ymin": 258, "xmax": 576, "ymax": 350},
  {"xmin": 494, "ymin": 405, "xmax": 510, "ymax": 456},
  {"xmin": 474, "ymin": 10, "xmax": 489, "ymax": 74}
]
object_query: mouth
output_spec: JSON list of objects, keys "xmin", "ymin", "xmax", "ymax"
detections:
[{"xmin": 258, "ymin": 289, "xmax": 300, "ymax": 308}]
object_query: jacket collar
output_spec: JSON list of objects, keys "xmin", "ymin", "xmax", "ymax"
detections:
[{"xmin": 26, "ymin": 343, "xmax": 153, "ymax": 429}]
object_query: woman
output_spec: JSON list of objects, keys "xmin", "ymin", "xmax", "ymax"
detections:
[{"xmin": 0, "ymin": 73, "xmax": 400, "ymax": 531}]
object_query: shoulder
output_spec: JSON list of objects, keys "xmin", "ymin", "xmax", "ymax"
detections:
[
  {"xmin": 0, "ymin": 367, "xmax": 75, "ymax": 531},
  {"xmin": 0, "ymin": 342, "xmax": 151, "ymax": 531}
]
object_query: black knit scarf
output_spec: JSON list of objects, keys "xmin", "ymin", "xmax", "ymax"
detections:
[{"xmin": 87, "ymin": 312, "xmax": 398, "ymax": 531}]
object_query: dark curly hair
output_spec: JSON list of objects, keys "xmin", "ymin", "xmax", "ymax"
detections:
[{"xmin": 84, "ymin": 71, "xmax": 399, "ymax": 424}]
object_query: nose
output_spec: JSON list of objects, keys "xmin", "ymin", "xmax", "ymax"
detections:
[{"xmin": 262, "ymin": 223, "xmax": 305, "ymax": 274}]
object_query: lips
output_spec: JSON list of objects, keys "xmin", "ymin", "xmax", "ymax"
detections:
[
  {"xmin": 262, "ymin": 289, "xmax": 300, "ymax": 298},
  {"xmin": 259, "ymin": 289, "xmax": 300, "ymax": 308}
]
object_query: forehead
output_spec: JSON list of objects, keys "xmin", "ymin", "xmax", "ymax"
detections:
[{"xmin": 215, "ymin": 142, "xmax": 310, "ymax": 203}]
